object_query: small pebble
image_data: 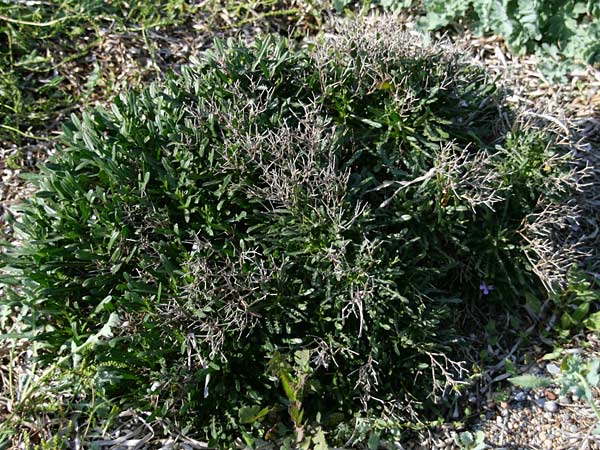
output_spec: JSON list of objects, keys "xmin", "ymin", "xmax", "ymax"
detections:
[
  {"xmin": 539, "ymin": 431, "xmax": 547, "ymax": 441},
  {"xmin": 536, "ymin": 398, "xmax": 546, "ymax": 408},
  {"xmin": 545, "ymin": 390, "xmax": 557, "ymax": 400},
  {"xmin": 543, "ymin": 400, "xmax": 558, "ymax": 413},
  {"xmin": 513, "ymin": 391, "xmax": 526, "ymax": 402},
  {"xmin": 564, "ymin": 348, "xmax": 583, "ymax": 355},
  {"xmin": 546, "ymin": 363, "xmax": 561, "ymax": 375},
  {"xmin": 558, "ymin": 395, "xmax": 571, "ymax": 405}
]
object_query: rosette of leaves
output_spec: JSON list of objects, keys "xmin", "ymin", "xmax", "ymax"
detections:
[{"xmin": 0, "ymin": 17, "xmax": 584, "ymax": 447}]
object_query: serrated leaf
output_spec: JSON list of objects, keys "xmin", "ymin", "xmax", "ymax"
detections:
[
  {"xmin": 98, "ymin": 312, "xmax": 120, "ymax": 338},
  {"xmin": 313, "ymin": 428, "xmax": 328, "ymax": 450},
  {"xmin": 587, "ymin": 359, "xmax": 600, "ymax": 387},
  {"xmin": 294, "ymin": 349, "xmax": 310, "ymax": 371}
]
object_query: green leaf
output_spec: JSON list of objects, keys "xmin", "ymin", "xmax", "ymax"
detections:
[
  {"xmin": 584, "ymin": 312, "xmax": 600, "ymax": 331},
  {"xmin": 240, "ymin": 430, "xmax": 254, "ymax": 446},
  {"xmin": 333, "ymin": 0, "xmax": 352, "ymax": 13},
  {"xmin": 572, "ymin": 302, "xmax": 590, "ymax": 322},
  {"xmin": 505, "ymin": 358, "xmax": 516, "ymax": 375},
  {"xmin": 367, "ymin": 432, "xmax": 380, "ymax": 450},
  {"xmin": 280, "ymin": 371, "xmax": 297, "ymax": 402},
  {"xmin": 473, "ymin": 430, "xmax": 488, "ymax": 449},
  {"xmin": 360, "ymin": 118, "xmax": 383, "ymax": 128},
  {"xmin": 313, "ymin": 428, "xmax": 328, "ymax": 450},
  {"xmin": 456, "ymin": 431, "xmax": 474, "ymax": 446},
  {"xmin": 294, "ymin": 349, "xmax": 311, "ymax": 371},
  {"xmin": 524, "ymin": 292, "xmax": 541, "ymax": 314},
  {"xmin": 508, "ymin": 374, "xmax": 551, "ymax": 388},
  {"xmin": 94, "ymin": 295, "xmax": 113, "ymax": 314},
  {"xmin": 586, "ymin": 359, "xmax": 600, "ymax": 387},
  {"xmin": 239, "ymin": 406, "xmax": 270, "ymax": 424},
  {"xmin": 561, "ymin": 311, "xmax": 575, "ymax": 330},
  {"xmin": 542, "ymin": 348, "xmax": 563, "ymax": 360}
]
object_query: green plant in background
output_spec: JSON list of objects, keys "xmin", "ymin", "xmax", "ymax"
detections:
[
  {"xmin": 0, "ymin": 0, "xmax": 328, "ymax": 155},
  {"xmin": 414, "ymin": 0, "xmax": 600, "ymax": 80},
  {"xmin": 0, "ymin": 16, "xmax": 592, "ymax": 447},
  {"xmin": 334, "ymin": 0, "xmax": 414, "ymax": 13},
  {"xmin": 509, "ymin": 355, "xmax": 600, "ymax": 434},
  {"xmin": 0, "ymin": 0, "xmax": 196, "ymax": 145},
  {"xmin": 454, "ymin": 430, "xmax": 488, "ymax": 450},
  {"xmin": 550, "ymin": 269, "xmax": 600, "ymax": 339}
]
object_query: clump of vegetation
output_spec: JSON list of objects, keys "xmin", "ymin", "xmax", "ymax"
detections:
[
  {"xmin": 0, "ymin": 0, "xmax": 324, "ymax": 156},
  {"xmin": 336, "ymin": 1, "xmax": 600, "ymax": 80},
  {"xmin": 0, "ymin": 0, "xmax": 195, "ymax": 146},
  {"xmin": 510, "ymin": 354, "xmax": 600, "ymax": 434},
  {"xmin": 0, "ymin": 16, "xmax": 592, "ymax": 447},
  {"xmin": 415, "ymin": 0, "xmax": 600, "ymax": 80}
]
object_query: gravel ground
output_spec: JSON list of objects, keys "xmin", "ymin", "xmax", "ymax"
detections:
[{"xmin": 397, "ymin": 335, "xmax": 600, "ymax": 450}]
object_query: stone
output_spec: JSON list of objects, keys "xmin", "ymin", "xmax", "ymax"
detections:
[
  {"xmin": 539, "ymin": 431, "xmax": 547, "ymax": 441},
  {"xmin": 558, "ymin": 395, "xmax": 571, "ymax": 405},
  {"xmin": 546, "ymin": 363, "xmax": 561, "ymax": 375},
  {"xmin": 513, "ymin": 391, "xmax": 526, "ymax": 402},
  {"xmin": 543, "ymin": 400, "xmax": 558, "ymax": 413}
]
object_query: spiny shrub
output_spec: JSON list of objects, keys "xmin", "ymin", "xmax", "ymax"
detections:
[{"xmin": 0, "ymin": 17, "xmax": 586, "ymax": 447}]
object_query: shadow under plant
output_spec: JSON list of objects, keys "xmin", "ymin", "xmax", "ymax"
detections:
[{"xmin": 0, "ymin": 16, "xmax": 598, "ymax": 448}]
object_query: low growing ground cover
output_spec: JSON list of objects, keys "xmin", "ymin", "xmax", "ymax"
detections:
[
  {"xmin": 1, "ymin": 15, "xmax": 597, "ymax": 448},
  {"xmin": 416, "ymin": 0, "xmax": 600, "ymax": 81},
  {"xmin": 0, "ymin": 0, "xmax": 324, "ymax": 172}
]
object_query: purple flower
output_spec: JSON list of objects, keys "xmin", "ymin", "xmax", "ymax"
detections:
[{"xmin": 480, "ymin": 281, "xmax": 494, "ymax": 295}]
